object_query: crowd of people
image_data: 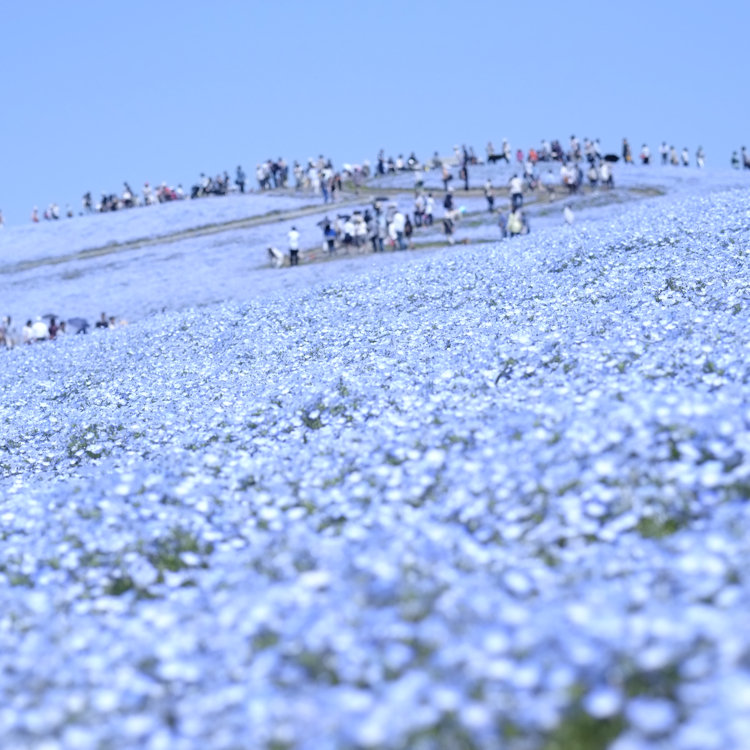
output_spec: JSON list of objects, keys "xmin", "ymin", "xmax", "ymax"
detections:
[
  {"xmin": 19, "ymin": 134, "xmax": 750, "ymax": 227},
  {"xmin": 732, "ymin": 147, "xmax": 750, "ymax": 170},
  {"xmin": 26, "ymin": 154, "xmax": 350, "ymax": 223},
  {"xmin": 0, "ymin": 312, "xmax": 123, "ymax": 351}
]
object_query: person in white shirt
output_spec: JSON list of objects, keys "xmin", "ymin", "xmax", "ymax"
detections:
[
  {"xmin": 392, "ymin": 210, "xmax": 406, "ymax": 250},
  {"xmin": 22, "ymin": 320, "xmax": 34, "ymax": 344},
  {"xmin": 31, "ymin": 317, "xmax": 49, "ymax": 341},
  {"xmin": 508, "ymin": 174, "xmax": 524, "ymax": 209},
  {"xmin": 288, "ymin": 226, "xmax": 300, "ymax": 266},
  {"xmin": 354, "ymin": 216, "xmax": 368, "ymax": 248},
  {"xmin": 483, "ymin": 179, "xmax": 495, "ymax": 212},
  {"xmin": 560, "ymin": 163, "xmax": 571, "ymax": 191},
  {"xmin": 424, "ymin": 193, "xmax": 435, "ymax": 226},
  {"xmin": 414, "ymin": 193, "xmax": 425, "ymax": 226}
]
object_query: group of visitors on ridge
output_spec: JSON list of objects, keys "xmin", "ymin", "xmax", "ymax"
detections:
[{"xmin": 15, "ymin": 134, "xmax": 749, "ymax": 228}]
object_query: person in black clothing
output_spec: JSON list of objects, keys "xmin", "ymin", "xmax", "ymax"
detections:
[
  {"xmin": 404, "ymin": 214, "xmax": 413, "ymax": 248},
  {"xmin": 443, "ymin": 188, "xmax": 454, "ymax": 212}
]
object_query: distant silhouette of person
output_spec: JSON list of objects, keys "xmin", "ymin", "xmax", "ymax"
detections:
[{"xmin": 235, "ymin": 165, "xmax": 246, "ymax": 193}]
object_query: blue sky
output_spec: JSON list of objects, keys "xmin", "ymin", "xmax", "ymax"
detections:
[{"xmin": 0, "ymin": 0, "xmax": 747, "ymax": 224}]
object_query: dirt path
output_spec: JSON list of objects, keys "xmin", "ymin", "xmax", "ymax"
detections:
[
  {"xmin": 0, "ymin": 196, "xmax": 364, "ymax": 275},
  {"xmin": 2, "ymin": 183, "xmax": 665, "ymax": 276}
]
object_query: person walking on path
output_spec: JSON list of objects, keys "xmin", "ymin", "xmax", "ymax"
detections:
[{"xmin": 288, "ymin": 226, "xmax": 300, "ymax": 266}]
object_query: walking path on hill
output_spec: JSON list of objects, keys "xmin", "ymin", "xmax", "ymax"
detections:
[
  {"xmin": 0, "ymin": 182, "xmax": 667, "ymax": 277},
  {"xmin": 0, "ymin": 196, "xmax": 366, "ymax": 275}
]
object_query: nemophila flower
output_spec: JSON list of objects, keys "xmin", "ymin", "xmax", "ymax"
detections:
[{"xmin": 0, "ymin": 175, "xmax": 749, "ymax": 747}]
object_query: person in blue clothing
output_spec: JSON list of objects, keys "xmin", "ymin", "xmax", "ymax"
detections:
[{"xmin": 235, "ymin": 166, "xmax": 246, "ymax": 193}]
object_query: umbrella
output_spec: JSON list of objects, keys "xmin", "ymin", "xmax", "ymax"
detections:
[
  {"xmin": 67, "ymin": 317, "xmax": 90, "ymax": 334},
  {"xmin": 337, "ymin": 214, "xmax": 351, "ymax": 220},
  {"xmin": 604, "ymin": 154, "xmax": 620, "ymax": 163},
  {"xmin": 374, "ymin": 196, "xmax": 389, "ymax": 202},
  {"xmin": 41, "ymin": 313, "xmax": 58, "ymax": 321}
]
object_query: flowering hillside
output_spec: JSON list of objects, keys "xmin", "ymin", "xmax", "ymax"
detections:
[{"xmin": 1, "ymin": 174, "xmax": 750, "ymax": 749}]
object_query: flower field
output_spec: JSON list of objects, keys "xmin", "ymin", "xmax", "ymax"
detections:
[{"xmin": 2, "ymin": 174, "xmax": 750, "ymax": 749}]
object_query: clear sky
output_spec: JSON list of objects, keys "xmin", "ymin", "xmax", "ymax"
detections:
[{"xmin": 0, "ymin": 0, "xmax": 747, "ymax": 224}]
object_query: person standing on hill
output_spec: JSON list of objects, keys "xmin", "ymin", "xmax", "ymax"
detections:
[
  {"xmin": 484, "ymin": 179, "xmax": 495, "ymax": 212},
  {"xmin": 622, "ymin": 138, "xmax": 632, "ymax": 164},
  {"xmin": 424, "ymin": 193, "xmax": 435, "ymax": 226},
  {"xmin": 507, "ymin": 207, "xmax": 528, "ymax": 238},
  {"xmin": 414, "ymin": 193, "xmax": 425, "ymax": 227},
  {"xmin": 742, "ymin": 147, "xmax": 750, "ymax": 169},
  {"xmin": 659, "ymin": 141, "xmax": 669, "ymax": 165},
  {"xmin": 404, "ymin": 214, "xmax": 413, "ymax": 248},
  {"xmin": 443, "ymin": 187, "xmax": 454, "ymax": 212},
  {"xmin": 392, "ymin": 209, "xmax": 407, "ymax": 250},
  {"xmin": 443, "ymin": 209, "xmax": 456, "ymax": 245},
  {"xmin": 461, "ymin": 146, "xmax": 470, "ymax": 191},
  {"xmin": 508, "ymin": 174, "xmax": 524, "ymax": 209},
  {"xmin": 696, "ymin": 146, "xmax": 705, "ymax": 168},
  {"xmin": 374, "ymin": 211, "xmax": 387, "ymax": 252},
  {"xmin": 640, "ymin": 144, "xmax": 651, "ymax": 164},
  {"xmin": 288, "ymin": 226, "xmax": 300, "ymax": 266},
  {"xmin": 681, "ymin": 147, "xmax": 690, "ymax": 166},
  {"xmin": 599, "ymin": 161, "xmax": 614, "ymax": 189},
  {"xmin": 441, "ymin": 163, "xmax": 453, "ymax": 191},
  {"xmin": 235, "ymin": 166, "xmax": 246, "ymax": 193},
  {"xmin": 497, "ymin": 210, "xmax": 507, "ymax": 239}
]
